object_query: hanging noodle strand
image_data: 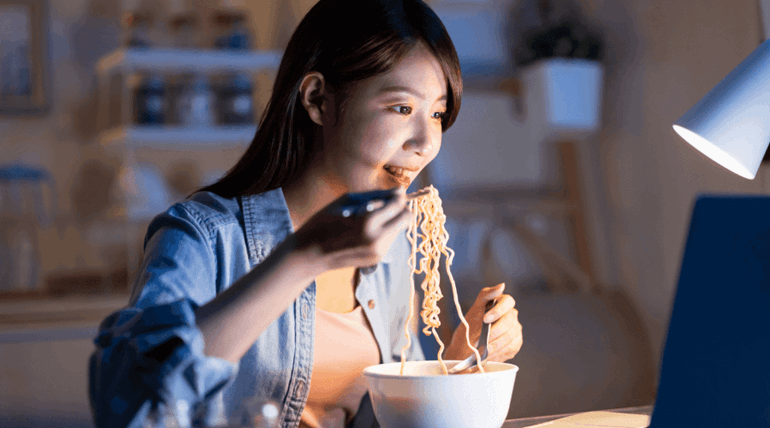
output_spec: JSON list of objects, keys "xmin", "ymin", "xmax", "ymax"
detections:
[
  {"xmin": 399, "ymin": 185, "xmax": 485, "ymax": 375},
  {"xmin": 399, "ymin": 206, "xmax": 419, "ymax": 375}
]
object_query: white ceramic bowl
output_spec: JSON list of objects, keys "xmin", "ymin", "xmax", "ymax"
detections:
[{"xmin": 363, "ymin": 360, "xmax": 519, "ymax": 428}]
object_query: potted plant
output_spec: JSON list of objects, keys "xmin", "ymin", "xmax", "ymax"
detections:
[{"xmin": 511, "ymin": 0, "xmax": 605, "ymax": 134}]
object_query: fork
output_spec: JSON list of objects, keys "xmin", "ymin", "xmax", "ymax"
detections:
[
  {"xmin": 447, "ymin": 298, "xmax": 496, "ymax": 374},
  {"xmin": 340, "ymin": 188, "xmax": 429, "ymax": 218}
]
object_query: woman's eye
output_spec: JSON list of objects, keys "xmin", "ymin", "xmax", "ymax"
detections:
[
  {"xmin": 393, "ymin": 106, "xmax": 412, "ymax": 115},
  {"xmin": 433, "ymin": 111, "xmax": 446, "ymax": 120}
]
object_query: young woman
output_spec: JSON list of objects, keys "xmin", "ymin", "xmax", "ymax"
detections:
[{"xmin": 89, "ymin": 1, "xmax": 523, "ymax": 427}]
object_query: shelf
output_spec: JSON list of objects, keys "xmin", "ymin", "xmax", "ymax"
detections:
[
  {"xmin": 96, "ymin": 48, "xmax": 283, "ymax": 75},
  {"xmin": 0, "ymin": 293, "xmax": 130, "ymax": 342},
  {"xmin": 98, "ymin": 125, "xmax": 257, "ymax": 149}
]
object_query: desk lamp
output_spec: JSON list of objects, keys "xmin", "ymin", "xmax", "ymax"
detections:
[{"xmin": 673, "ymin": 39, "xmax": 770, "ymax": 179}]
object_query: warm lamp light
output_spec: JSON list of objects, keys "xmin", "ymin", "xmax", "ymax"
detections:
[{"xmin": 673, "ymin": 39, "xmax": 770, "ymax": 180}]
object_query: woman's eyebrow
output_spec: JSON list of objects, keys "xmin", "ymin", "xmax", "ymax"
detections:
[{"xmin": 378, "ymin": 85, "xmax": 447, "ymax": 102}]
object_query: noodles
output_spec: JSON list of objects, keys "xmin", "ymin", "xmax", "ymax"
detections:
[{"xmin": 399, "ymin": 185, "xmax": 486, "ymax": 375}]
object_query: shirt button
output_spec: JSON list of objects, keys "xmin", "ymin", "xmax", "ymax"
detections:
[
  {"xmin": 302, "ymin": 304, "xmax": 309, "ymax": 319},
  {"xmin": 368, "ymin": 300, "xmax": 376, "ymax": 309},
  {"xmin": 295, "ymin": 380, "xmax": 306, "ymax": 397}
]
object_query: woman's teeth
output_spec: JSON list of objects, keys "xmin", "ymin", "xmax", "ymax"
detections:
[{"xmin": 384, "ymin": 165, "xmax": 409, "ymax": 178}]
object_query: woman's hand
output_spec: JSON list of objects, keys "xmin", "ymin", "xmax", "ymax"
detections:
[
  {"xmin": 292, "ymin": 187, "xmax": 414, "ymax": 272},
  {"xmin": 444, "ymin": 283, "xmax": 523, "ymax": 363}
]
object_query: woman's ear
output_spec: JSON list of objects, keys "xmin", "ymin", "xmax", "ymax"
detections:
[{"xmin": 299, "ymin": 72, "xmax": 329, "ymax": 126}]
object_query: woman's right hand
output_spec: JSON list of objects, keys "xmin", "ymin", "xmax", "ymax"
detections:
[{"xmin": 292, "ymin": 187, "xmax": 414, "ymax": 271}]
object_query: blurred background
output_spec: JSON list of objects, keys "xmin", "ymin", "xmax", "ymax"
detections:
[{"xmin": 1, "ymin": 0, "xmax": 769, "ymax": 426}]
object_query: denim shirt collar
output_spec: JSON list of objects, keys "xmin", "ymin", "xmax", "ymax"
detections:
[
  {"xmin": 240, "ymin": 187, "xmax": 295, "ymax": 264},
  {"xmin": 239, "ymin": 187, "xmax": 396, "ymax": 266}
]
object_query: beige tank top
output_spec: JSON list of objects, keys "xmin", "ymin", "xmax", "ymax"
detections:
[{"xmin": 299, "ymin": 304, "xmax": 381, "ymax": 428}]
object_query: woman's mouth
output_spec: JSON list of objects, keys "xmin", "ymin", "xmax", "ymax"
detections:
[{"xmin": 384, "ymin": 165, "xmax": 415, "ymax": 186}]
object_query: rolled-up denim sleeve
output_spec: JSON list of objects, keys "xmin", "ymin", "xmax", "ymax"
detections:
[{"xmin": 88, "ymin": 205, "xmax": 237, "ymax": 428}]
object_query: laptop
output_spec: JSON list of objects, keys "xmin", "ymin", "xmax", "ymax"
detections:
[
  {"xmin": 649, "ymin": 194, "xmax": 770, "ymax": 427},
  {"xmin": 508, "ymin": 195, "xmax": 770, "ymax": 427}
]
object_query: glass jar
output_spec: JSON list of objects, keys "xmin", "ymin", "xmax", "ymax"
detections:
[
  {"xmin": 172, "ymin": 73, "xmax": 215, "ymax": 127},
  {"xmin": 130, "ymin": 72, "xmax": 167, "ymax": 125},
  {"xmin": 215, "ymin": 73, "xmax": 254, "ymax": 125}
]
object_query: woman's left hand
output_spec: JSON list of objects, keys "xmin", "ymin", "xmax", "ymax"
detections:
[{"xmin": 444, "ymin": 283, "xmax": 523, "ymax": 363}]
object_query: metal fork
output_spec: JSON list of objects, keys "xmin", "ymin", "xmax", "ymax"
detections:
[
  {"xmin": 340, "ymin": 188, "xmax": 429, "ymax": 218},
  {"xmin": 447, "ymin": 298, "xmax": 496, "ymax": 374}
]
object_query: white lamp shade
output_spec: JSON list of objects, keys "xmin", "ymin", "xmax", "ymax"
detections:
[{"xmin": 673, "ymin": 39, "xmax": 770, "ymax": 180}]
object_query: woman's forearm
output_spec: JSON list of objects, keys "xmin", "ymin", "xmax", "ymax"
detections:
[{"xmin": 195, "ymin": 235, "xmax": 322, "ymax": 363}]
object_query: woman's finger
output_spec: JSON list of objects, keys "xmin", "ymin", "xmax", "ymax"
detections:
[
  {"xmin": 475, "ymin": 283, "xmax": 506, "ymax": 308},
  {"xmin": 488, "ymin": 328, "xmax": 515, "ymax": 356},
  {"xmin": 367, "ymin": 194, "xmax": 407, "ymax": 232},
  {"xmin": 464, "ymin": 283, "xmax": 505, "ymax": 324},
  {"xmin": 488, "ymin": 309, "xmax": 520, "ymax": 342},
  {"xmin": 483, "ymin": 294, "xmax": 516, "ymax": 324},
  {"xmin": 326, "ymin": 246, "xmax": 386, "ymax": 269},
  {"xmin": 455, "ymin": 285, "xmax": 506, "ymax": 344},
  {"xmin": 487, "ymin": 325, "xmax": 523, "ymax": 362},
  {"xmin": 372, "ymin": 202, "xmax": 411, "ymax": 234}
]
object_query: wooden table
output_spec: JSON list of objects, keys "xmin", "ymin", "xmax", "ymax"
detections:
[{"xmin": 503, "ymin": 405, "xmax": 654, "ymax": 428}]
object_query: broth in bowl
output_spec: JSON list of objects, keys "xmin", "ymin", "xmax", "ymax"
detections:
[{"xmin": 363, "ymin": 360, "xmax": 518, "ymax": 428}]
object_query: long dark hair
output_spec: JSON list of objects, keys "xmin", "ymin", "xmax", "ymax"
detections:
[{"xmin": 200, "ymin": 0, "xmax": 463, "ymax": 198}]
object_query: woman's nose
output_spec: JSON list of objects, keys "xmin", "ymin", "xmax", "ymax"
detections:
[
  {"xmin": 403, "ymin": 120, "xmax": 438, "ymax": 156},
  {"xmin": 403, "ymin": 138, "xmax": 433, "ymax": 156}
]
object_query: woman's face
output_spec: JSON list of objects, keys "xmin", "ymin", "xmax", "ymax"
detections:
[{"xmin": 318, "ymin": 45, "xmax": 448, "ymax": 193}]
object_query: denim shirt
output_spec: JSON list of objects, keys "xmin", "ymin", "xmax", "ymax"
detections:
[{"xmin": 88, "ymin": 188, "xmax": 426, "ymax": 428}]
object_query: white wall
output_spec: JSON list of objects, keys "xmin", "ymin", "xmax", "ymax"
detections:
[
  {"xmin": 578, "ymin": 0, "xmax": 766, "ymax": 365},
  {"xmin": 432, "ymin": 91, "xmax": 544, "ymax": 189}
]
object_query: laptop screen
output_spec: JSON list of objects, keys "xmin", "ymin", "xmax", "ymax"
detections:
[{"xmin": 650, "ymin": 195, "xmax": 770, "ymax": 427}]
